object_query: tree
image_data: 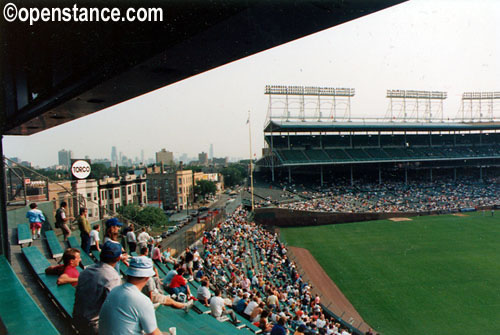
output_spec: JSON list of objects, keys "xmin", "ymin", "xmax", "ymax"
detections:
[
  {"xmin": 90, "ymin": 163, "xmax": 114, "ymax": 179},
  {"xmin": 136, "ymin": 206, "xmax": 169, "ymax": 228},
  {"xmin": 194, "ymin": 180, "xmax": 217, "ymax": 200},
  {"xmin": 117, "ymin": 203, "xmax": 141, "ymax": 221},
  {"xmin": 118, "ymin": 204, "xmax": 168, "ymax": 228},
  {"xmin": 221, "ymin": 164, "xmax": 247, "ymax": 187},
  {"xmin": 188, "ymin": 165, "xmax": 204, "ymax": 173}
]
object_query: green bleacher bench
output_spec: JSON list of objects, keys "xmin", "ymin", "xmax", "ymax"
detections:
[
  {"xmin": 17, "ymin": 223, "xmax": 33, "ymax": 245},
  {"xmin": 0, "ymin": 256, "xmax": 59, "ymax": 335},
  {"xmin": 91, "ymin": 249, "xmax": 100, "ymax": 261},
  {"xmin": 39, "ymin": 273, "xmax": 76, "ymax": 318},
  {"xmin": 22, "ymin": 245, "xmax": 51, "ymax": 274},
  {"xmin": 67, "ymin": 236, "xmax": 94, "ymax": 268},
  {"xmin": 22, "ymin": 246, "xmax": 76, "ymax": 318},
  {"xmin": 198, "ymin": 313, "xmax": 250, "ymax": 334},
  {"xmin": 153, "ymin": 260, "xmax": 170, "ymax": 276},
  {"xmin": 45, "ymin": 230, "xmax": 64, "ymax": 259},
  {"xmin": 156, "ymin": 305, "xmax": 212, "ymax": 334},
  {"xmin": 156, "ymin": 306, "xmax": 246, "ymax": 335},
  {"xmin": 193, "ymin": 300, "xmax": 211, "ymax": 314}
]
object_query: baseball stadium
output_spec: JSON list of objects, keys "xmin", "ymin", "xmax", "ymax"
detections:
[
  {"xmin": 247, "ymin": 85, "xmax": 500, "ymax": 334},
  {"xmin": 1, "ymin": 1, "xmax": 499, "ymax": 335}
]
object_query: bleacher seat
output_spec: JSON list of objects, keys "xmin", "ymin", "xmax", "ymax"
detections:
[
  {"xmin": 0, "ymin": 256, "xmax": 59, "ymax": 335},
  {"xmin": 277, "ymin": 150, "xmax": 309, "ymax": 163},
  {"xmin": 365, "ymin": 148, "xmax": 390, "ymax": 160},
  {"xmin": 17, "ymin": 223, "xmax": 33, "ymax": 245},
  {"xmin": 303, "ymin": 150, "xmax": 330, "ymax": 162},
  {"xmin": 156, "ymin": 305, "xmax": 252, "ymax": 334},
  {"xmin": 324, "ymin": 149, "xmax": 351, "ymax": 162},
  {"xmin": 344, "ymin": 148, "xmax": 370, "ymax": 160},
  {"xmin": 44, "ymin": 230, "xmax": 64, "ymax": 259},
  {"xmin": 22, "ymin": 246, "xmax": 75, "ymax": 318}
]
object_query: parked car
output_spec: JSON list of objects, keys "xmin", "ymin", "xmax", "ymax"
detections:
[{"xmin": 167, "ymin": 226, "xmax": 177, "ymax": 235}]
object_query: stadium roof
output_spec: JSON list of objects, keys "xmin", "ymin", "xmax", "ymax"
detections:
[
  {"xmin": 1, "ymin": 0, "xmax": 406, "ymax": 135},
  {"xmin": 264, "ymin": 120, "xmax": 500, "ymax": 133}
]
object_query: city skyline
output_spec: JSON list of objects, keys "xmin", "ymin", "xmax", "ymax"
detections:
[
  {"xmin": 9, "ymin": 145, "xmax": 242, "ymax": 169},
  {"xmin": 3, "ymin": 0, "xmax": 499, "ymax": 167}
]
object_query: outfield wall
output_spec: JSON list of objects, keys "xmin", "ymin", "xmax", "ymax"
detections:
[{"xmin": 254, "ymin": 206, "xmax": 497, "ymax": 227}]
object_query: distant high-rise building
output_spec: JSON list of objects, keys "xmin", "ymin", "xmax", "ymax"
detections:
[
  {"xmin": 209, "ymin": 144, "xmax": 214, "ymax": 160},
  {"xmin": 141, "ymin": 150, "xmax": 145, "ymax": 164},
  {"xmin": 198, "ymin": 152, "xmax": 208, "ymax": 165},
  {"xmin": 156, "ymin": 149, "xmax": 174, "ymax": 166},
  {"xmin": 58, "ymin": 149, "xmax": 72, "ymax": 167},
  {"xmin": 111, "ymin": 146, "xmax": 117, "ymax": 165}
]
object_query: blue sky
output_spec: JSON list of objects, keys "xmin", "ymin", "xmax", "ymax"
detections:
[{"xmin": 4, "ymin": 0, "xmax": 499, "ymax": 167}]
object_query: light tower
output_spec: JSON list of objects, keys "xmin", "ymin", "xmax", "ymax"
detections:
[
  {"xmin": 386, "ymin": 89, "xmax": 447, "ymax": 122},
  {"xmin": 264, "ymin": 85, "xmax": 355, "ymax": 123},
  {"xmin": 459, "ymin": 92, "xmax": 500, "ymax": 122}
]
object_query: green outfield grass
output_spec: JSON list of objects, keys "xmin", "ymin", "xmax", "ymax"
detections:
[{"xmin": 281, "ymin": 212, "xmax": 500, "ymax": 335}]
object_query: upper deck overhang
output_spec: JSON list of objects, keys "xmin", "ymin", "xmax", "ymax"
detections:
[{"xmin": 1, "ymin": 0, "xmax": 406, "ymax": 135}]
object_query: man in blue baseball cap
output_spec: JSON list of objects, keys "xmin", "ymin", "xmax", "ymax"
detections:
[
  {"xmin": 100, "ymin": 257, "xmax": 165, "ymax": 335},
  {"xmin": 73, "ymin": 241, "xmax": 122, "ymax": 334}
]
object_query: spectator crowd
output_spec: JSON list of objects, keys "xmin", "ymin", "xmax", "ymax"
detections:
[{"xmin": 278, "ymin": 178, "xmax": 499, "ymax": 214}]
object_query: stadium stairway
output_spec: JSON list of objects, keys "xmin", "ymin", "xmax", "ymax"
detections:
[{"xmin": 7, "ymin": 217, "xmax": 77, "ymax": 334}]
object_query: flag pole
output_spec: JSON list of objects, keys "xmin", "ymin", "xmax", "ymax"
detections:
[{"xmin": 248, "ymin": 111, "xmax": 255, "ymax": 211}]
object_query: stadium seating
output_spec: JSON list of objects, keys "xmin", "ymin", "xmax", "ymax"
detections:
[
  {"xmin": 22, "ymin": 246, "xmax": 76, "ymax": 318},
  {"xmin": 17, "ymin": 223, "xmax": 33, "ymax": 245},
  {"xmin": 271, "ymin": 136, "xmax": 500, "ymax": 165},
  {"xmin": 382, "ymin": 147, "xmax": 409, "ymax": 159},
  {"xmin": 351, "ymin": 135, "xmax": 378, "ymax": 147},
  {"xmin": 325, "ymin": 149, "xmax": 351, "ymax": 161},
  {"xmin": 303, "ymin": 149, "xmax": 330, "ymax": 162},
  {"xmin": 156, "ymin": 306, "xmax": 253, "ymax": 335},
  {"xmin": 45, "ymin": 230, "xmax": 64, "ymax": 259},
  {"xmin": 0, "ymin": 256, "xmax": 59, "ymax": 335},
  {"xmin": 344, "ymin": 148, "xmax": 371, "ymax": 160},
  {"xmin": 424, "ymin": 147, "xmax": 446, "ymax": 158},
  {"xmin": 277, "ymin": 150, "xmax": 309, "ymax": 163},
  {"xmin": 365, "ymin": 148, "xmax": 391, "ymax": 160}
]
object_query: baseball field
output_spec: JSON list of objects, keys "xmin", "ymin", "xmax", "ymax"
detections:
[{"xmin": 280, "ymin": 211, "xmax": 500, "ymax": 335}]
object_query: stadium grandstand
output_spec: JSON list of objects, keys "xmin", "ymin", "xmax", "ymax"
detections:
[
  {"xmin": 257, "ymin": 86, "xmax": 500, "ymax": 189},
  {"xmin": 1, "ymin": 2, "xmax": 413, "ymax": 334}
]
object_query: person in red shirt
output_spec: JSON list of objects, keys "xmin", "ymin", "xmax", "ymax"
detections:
[
  {"xmin": 168, "ymin": 268, "xmax": 193, "ymax": 298},
  {"xmin": 57, "ymin": 248, "xmax": 81, "ymax": 287}
]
